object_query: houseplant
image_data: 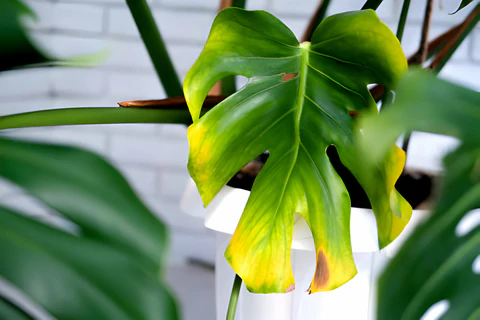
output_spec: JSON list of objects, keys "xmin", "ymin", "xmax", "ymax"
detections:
[
  {"xmin": 180, "ymin": 2, "xmax": 478, "ymax": 318},
  {"xmin": 0, "ymin": 0, "xmax": 478, "ymax": 319}
]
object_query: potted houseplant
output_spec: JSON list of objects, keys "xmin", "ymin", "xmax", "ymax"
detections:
[
  {"xmin": 180, "ymin": 1, "xmax": 479, "ymax": 319},
  {"xmin": 0, "ymin": 0, "xmax": 477, "ymax": 319}
]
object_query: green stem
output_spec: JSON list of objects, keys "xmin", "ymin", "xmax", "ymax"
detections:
[
  {"xmin": 220, "ymin": 0, "xmax": 247, "ymax": 96},
  {"xmin": 361, "ymin": 0, "xmax": 383, "ymax": 10},
  {"xmin": 434, "ymin": 4, "xmax": 480, "ymax": 74},
  {"xmin": 381, "ymin": 0, "xmax": 411, "ymax": 111},
  {"xmin": 0, "ymin": 108, "xmax": 192, "ymax": 130},
  {"xmin": 226, "ymin": 274, "xmax": 242, "ymax": 320},
  {"xmin": 396, "ymin": 0, "xmax": 411, "ymax": 43},
  {"xmin": 401, "ymin": 132, "xmax": 411, "ymax": 152},
  {"xmin": 125, "ymin": 0, "xmax": 183, "ymax": 97}
]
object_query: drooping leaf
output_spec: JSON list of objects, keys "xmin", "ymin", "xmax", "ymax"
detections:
[
  {"xmin": 451, "ymin": 0, "xmax": 475, "ymax": 14},
  {"xmin": 0, "ymin": 207, "xmax": 178, "ymax": 320},
  {"xmin": 377, "ymin": 145, "xmax": 480, "ymax": 320},
  {"xmin": 0, "ymin": 137, "xmax": 167, "ymax": 271},
  {"xmin": 184, "ymin": 8, "xmax": 410, "ymax": 293}
]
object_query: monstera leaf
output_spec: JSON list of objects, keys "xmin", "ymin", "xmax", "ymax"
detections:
[
  {"xmin": 0, "ymin": 137, "xmax": 177, "ymax": 319},
  {"xmin": 184, "ymin": 8, "xmax": 410, "ymax": 293},
  {"xmin": 378, "ymin": 145, "xmax": 480, "ymax": 320},
  {"xmin": 360, "ymin": 70, "xmax": 480, "ymax": 162},
  {"xmin": 357, "ymin": 70, "xmax": 480, "ymax": 320}
]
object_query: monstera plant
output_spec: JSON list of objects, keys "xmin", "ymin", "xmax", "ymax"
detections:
[
  {"xmin": 184, "ymin": 8, "xmax": 410, "ymax": 293},
  {"xmin": 1, "ymin": 0, "xmax": 478, "ymax": 318}
]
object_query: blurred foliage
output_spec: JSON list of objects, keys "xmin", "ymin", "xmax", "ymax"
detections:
[
  {"xmin": 0, "ymin": 1, "xmax": 178, "ymax": 319},
  {"xmin": 364, "ymin": 70, "xmax": 480, "ymax": 320},
  {"xmin": 0, "ymin": 0, "xmax": 53, "ymax": 71}
]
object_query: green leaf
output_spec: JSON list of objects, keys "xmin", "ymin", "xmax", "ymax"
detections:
[
  {"xmin": 451, "ymin": 0, "xmax": 474, "ymax": 14},
  {"xmin": 360, "ymin": 69, "xmax": 480, "ymax": 320},
  {"xmin": 0, "ymin": 137, "xmax": 167, "ymax": 271},
  {"xmin": 360, "ymin": 69, "xmax": 480, "ymax": 164},
  {"xmin": 0, "ymin": 298, "xmax": 32, "ymax": 320},
  {"xmin": 0, "ymin": 0, "xmax": 51, "ymax": 71},
  {"xmin": 0, "ymin": 207, "xmax": 178, "ymax": 320},
  {"xmin": 184, "ymin": 8, "xmax": 410, "ymax": 293},
  {"xmin": 377, "ymin": 145, "xmax": 480, "ymax": 320},
  {"xmin": 0, "ymin": 0, "xmax": 106, "ymax": 71}
]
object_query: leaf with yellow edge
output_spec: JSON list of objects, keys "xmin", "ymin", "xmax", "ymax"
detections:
[{"xmin": 184, "ymin": 8, "xmax": 411, "ymax": 293}]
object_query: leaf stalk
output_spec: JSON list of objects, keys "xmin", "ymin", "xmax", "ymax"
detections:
[{"xmin": 125, "ymin": 0, "xmax": 183, "ymax": 97}]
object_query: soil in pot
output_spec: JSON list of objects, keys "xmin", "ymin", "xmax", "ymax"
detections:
[{"xmin": 226, "ymin": 146, "xmax": 433, "ymax": 210}]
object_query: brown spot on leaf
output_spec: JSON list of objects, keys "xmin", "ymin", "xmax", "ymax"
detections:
[
  {"xmin": 285, "ymin": 284, "xmax": 295, "ymax": 293},
  {"xmin": 313, "ymin": 250, "xmax": 330, "ymax": 289},
  {"xmin": 281, "ymin": 73, "xmax": 298, "ymax": 82}
]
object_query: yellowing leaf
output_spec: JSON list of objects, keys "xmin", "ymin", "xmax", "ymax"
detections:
[{"xmin": 185, "ymin": 8, "xmax": 411, "ymax": 293}]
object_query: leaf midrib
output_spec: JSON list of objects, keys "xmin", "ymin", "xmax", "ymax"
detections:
[{"xmin": 264, "ymin": 43, "xmax": 311, "ymax": 238}]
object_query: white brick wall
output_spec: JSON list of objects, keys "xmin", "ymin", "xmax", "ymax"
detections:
[{"xmin": 1, "ymin": 0, "xmax": 479, "ymax": 265}]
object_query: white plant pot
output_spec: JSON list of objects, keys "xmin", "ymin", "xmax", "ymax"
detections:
[{"xmin": 181, "ymin": 180, "xmax": 430, "ymax": 320}]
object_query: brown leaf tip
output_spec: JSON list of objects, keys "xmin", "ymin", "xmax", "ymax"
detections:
[
  {"xmin": 313, "ymin": 250, "xmax": 330, "ymax": 289},
  {"xmin": 285, "ymin": 284, "xmax": 295, "ymax": 293}
]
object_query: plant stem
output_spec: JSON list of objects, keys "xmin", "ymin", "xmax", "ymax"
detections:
[
  {"xmin": 125, "ymin": 0, "xmax": 183, "ymax": 97},
  {"xmin": 380, "ymin": 0, "xmax": 411, "ymax": 111},
  {"xmin": 402, "ymin": 0, "xmax": 433, "ymax": 152},
  {"xmin": 396, "ymin": 0, "xmax": 411, "ymax": 43},
  {"xmin": 0, "ymin": 108, "xmax": 192, "ymax": 130},
  {"xmin": 220, "ymin": 0, "xmax": 247, "ymax": 96},
  {"xmin": 226, "ymin": 274, "xmax": 242, "ymax": 320},
  {"xmin": 418, "ymin": 0, "xmax": 434, "ymax": 65},
  {"xmin": 361, "ymin": 0, "xmax": 383, "ymax": 10},
  {"xmin": 302, "ymin": 0, "xmax": 332, "ymax": 42},
  {"xmin": 401, "ymin": 132, "xmax": 412, "ymax": 153},
  {"xmin": 432, "ymin": 4, "xmax": 480, "ymax": 73}
]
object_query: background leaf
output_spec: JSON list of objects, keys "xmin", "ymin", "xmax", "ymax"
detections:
[
  {"xmin": 0, "ymin": 207, "xmax": 178, "ymax": 320},
  {"xmin": 377, "ymin": 145, "xmax": 480, "ymax": 320},
  {"xmin": 359, "ymin": 69, "xmax": 480, "ymax": 164},
  {"xmin": 451, "ymin": 0, "xmax": 475, "ymax": 14},
  {"xmin": 0, "ymin": 0, "xmax": 52, "ymax": 71},
  {"xmin": 0, "ymin": 137, "xmax": 168, "ymax": 271},
  {"xmin": 0, "ymin": 0, "xmax": 106, "ymax": 71},
  {"xmin": 0, "ymin": 137, "xmax": 178, "ymax": 319},
  {"xmin": 184, "ymin": 8, "xmax": 410, "ymax": 293},
  {"xmin": 362, "ymin": 69, "xmax": 480, "ymax": 320},
  {"xmin": 0, "ymin": 298, "xmax": 32, "ymax": 320}
]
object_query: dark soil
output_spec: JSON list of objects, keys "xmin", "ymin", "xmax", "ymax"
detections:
[{"xmin": 226, "ymin": 147, "xmax": 433, "ymax": 210}]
